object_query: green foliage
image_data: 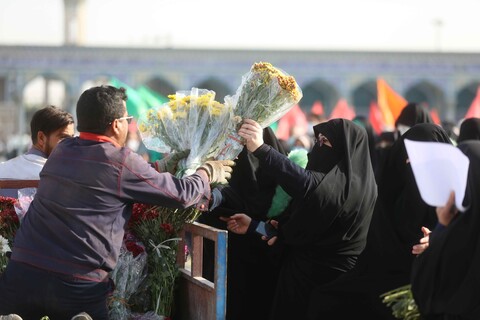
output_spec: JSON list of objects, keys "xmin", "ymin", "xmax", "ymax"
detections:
[
  {"xmin": 381, "ymin": 284, "xmax": 422, "ymax": 320},
  {"xmin": 129, "ymin": 205, "xmax": 201, "ymax": 317},
  {"xmin": 267, "ymin": 148, "xmax": 308, "ymax": 218}
]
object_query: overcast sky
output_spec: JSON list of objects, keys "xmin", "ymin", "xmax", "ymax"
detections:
[{"xmin": 1, "ymin": 0, "xmax": 479, "ymax": 52}]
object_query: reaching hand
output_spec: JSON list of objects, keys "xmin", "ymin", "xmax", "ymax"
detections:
[
  {"xmin": 220, "ymin": 213, "xmax": 251, "ymax": 234},
  {"xmin": 265, "ymin": 219, "xmax": 279, "ymax": 246},
  {"xmin": 412, "ymin": 226, "xmax": 431, "ymax": 255},
  {"xmin": 238, "ymin": 119, "xmax": 264, "ymax": 152}
]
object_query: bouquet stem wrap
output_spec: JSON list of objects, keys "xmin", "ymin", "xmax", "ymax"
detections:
[{"xmin": 109, "ymin": 243, "xmax": 148, "ymax": 320}]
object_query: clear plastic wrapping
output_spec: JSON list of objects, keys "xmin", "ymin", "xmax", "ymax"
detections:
[
  {"xmin": 138, "ymin": 88, "xmax": 233, "ymax": 177},
  {"xmin": 217, "ymin": 61, "xmax": 303, "ymax": 160},
  {"xmin": 109, "ymin": 240, "xmax": 148, "ymax": 320}
]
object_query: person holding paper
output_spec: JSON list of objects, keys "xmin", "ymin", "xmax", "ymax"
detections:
[
  {"xmin": 411, "ymin": 140, "xmax": 480, "ymax": 319},
  {"xmin": 306, "ymin": 123, "xmax": 452, "ymax": 320}
]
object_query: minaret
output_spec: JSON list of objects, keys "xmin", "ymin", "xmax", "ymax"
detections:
[{"xmin": 63, "ymin": 0, "xmax": 86, "ymax": 46}]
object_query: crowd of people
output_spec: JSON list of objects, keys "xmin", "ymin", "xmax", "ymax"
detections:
[
  {"xmin": 1, "ymin": 87, "xmax": 480, "ymax": 319},
  {"xmin": 216, "ymin": 102, "xmax": 480, "ymax": 319}
]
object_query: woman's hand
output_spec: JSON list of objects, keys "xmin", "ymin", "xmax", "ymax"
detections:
[
  {"xmin": 264, "ymin": 219, "xmax": 279, "ymax": 246},
  {"xmin": 219, "ymin": 213, "xmax": 252, "ymax": 234},
  {"xmin": 238, "ymin": 119, "xmax": 264, "ymax": 152},
  {"xmin": 436, "ymin": 191, "xmax": 458, "ymax": 227},
  {"xmin": 412, "ymin": 226, "xmax": 431, "ymax": 255}
]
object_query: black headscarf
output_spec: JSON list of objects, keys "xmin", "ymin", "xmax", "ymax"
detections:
[
  {"xmin": 353, "ymin": 115, "xmax": 378, "ymax": 172},
  {"xmin": 282, "ymin": 119, "xmax": 377, "ymax": 254},
  {"xmin": 395, "ymin": 102, "xmax": 434, "ymax": 129},
  {"xmin": 411, "ymin": 140, "xmax": 480, "ymax": 319},
  {"xmin": 457, "ymin": 117, "xmax": 480, "ymax": 144},
  {"xmin": 305, "ymin": 120, "xmax": 343, "ymax": 173}
]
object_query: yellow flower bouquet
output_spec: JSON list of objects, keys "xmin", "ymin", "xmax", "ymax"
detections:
[
  {"xmin": 138, "ymin": 88, "xmax": 233, "ymax": 177},
  {"xmin": 217, "ymin": 61, "xmax": 303, "ymax": 160},
  {"xmin": 138, "ymin": 62, "xmax": 302, "ymax": 168}
]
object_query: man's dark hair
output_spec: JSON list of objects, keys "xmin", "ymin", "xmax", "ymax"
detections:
[
  {"xmin": 30, "ymin": 105, "xmax": 75, "ymax": 144},
  {"xmin": 76, "ymin": 85, "xmax": 128, "ymax": 134}
]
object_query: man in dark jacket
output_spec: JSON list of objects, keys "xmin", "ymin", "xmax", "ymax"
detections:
[{"xmin": 0, "ymin": 85, "xmax": 234, "ymax": 320}]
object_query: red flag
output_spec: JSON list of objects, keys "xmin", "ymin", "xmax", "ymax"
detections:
[
  {"xmin": 275, "ymin": 104, "xmax": 308, "ymax": 141},
  {"xmin": 329, "ymin": 99, "xmax": 356, "ymax": 120},
  {"xmin": 377, "ymin": 78, "xmax": 407, "ymax": 128},
  {"xmin": 464, "ymin": 86, "xmax": 480, "ymax": 119},
  {"xmin": 430, "ymin": 108, "xmax": 441, "ymax": 125},
  {"xmin": 369, "ymin": 101, "xmax": 384, "ymax": 135},
  {"xmin": 310, "ymin": 100, "xmax": 325, "ymax": 116}
]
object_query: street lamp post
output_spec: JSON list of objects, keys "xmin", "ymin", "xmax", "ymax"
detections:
[{"xmin": 433, "ymin": 18, "xmax": 444, "ymax": 52}]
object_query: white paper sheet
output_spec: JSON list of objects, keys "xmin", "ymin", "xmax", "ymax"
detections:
[{"xmin": 404, "ymin": 139, "xmax": 469, "ymax": 212}]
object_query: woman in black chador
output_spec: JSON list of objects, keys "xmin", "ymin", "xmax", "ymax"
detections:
[
  {"xmin": 224, "ymin": 118, "xmax": 378, "ymax": 320},
  {"xmin": 306, "ymin": 123, "xmax": 453, "ymax": 320},
  {"xmin": 411, "ymin": 140, "xmax": 480, "ymax": 320}
]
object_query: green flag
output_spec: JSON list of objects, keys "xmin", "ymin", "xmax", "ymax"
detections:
[
  {"xmin": 109, "ymin": 78, "xmax": 149, "ymax": 120},
  {"xmin": 136, "ymin": 85, "xmax": 169, "ymax": 109}
]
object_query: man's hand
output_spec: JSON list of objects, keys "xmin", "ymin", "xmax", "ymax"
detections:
[
  {"xmin": 197, "ymin": 160, "xmax": 235, "ymax": 185},
  {"xmin": 155, "ymin": 150, "xmax": 190, "ymax": 174}
]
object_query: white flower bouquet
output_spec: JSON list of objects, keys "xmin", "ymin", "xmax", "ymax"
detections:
[
  {"xmin": 0, "ymin": 235, "xmax": 10, "ymax": 272},
  {"xmin": 138, "ymin": 88, "xmax": 233, "ymax": 177}
]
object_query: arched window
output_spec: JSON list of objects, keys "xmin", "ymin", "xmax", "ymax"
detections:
[{"xmin": 300, "ymin": 80, "xmax": 340, "ymax": 115}]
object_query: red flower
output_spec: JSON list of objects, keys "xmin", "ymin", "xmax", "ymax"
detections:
[
  {"xmin": 125, "ymin": 239, "xmax": 145, "ymax": 257},
  {"xmin": 129, "ymin": 203, "xmax": 159, "ymax": 228},
  {"xmin": 123, "ymin": 230, "xmax": 145, "ymax": 257},
  {"xmin": 0, "ymin": 196, "xmax": 20, "ymax": 245},
  {"xmin": 160, "ymin": 223, "xmax": 174, "ymax": 235}
]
